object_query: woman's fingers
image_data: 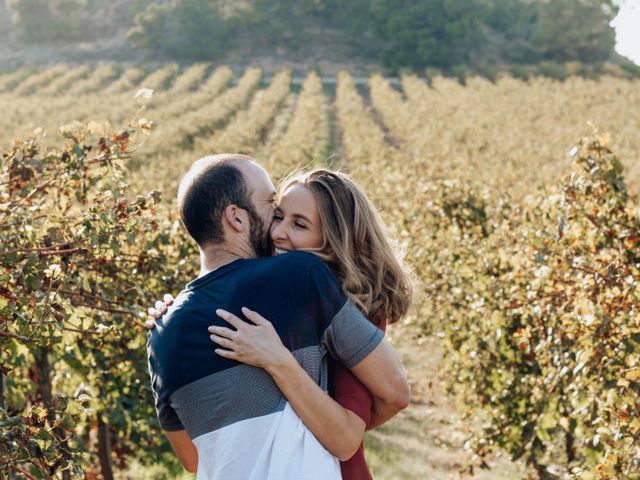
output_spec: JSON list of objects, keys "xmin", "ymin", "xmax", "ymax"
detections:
[
  {"xmin": 216, "ymin": 309, "xmax": 244, "ymax": 329},
  {"xmin": 149, "ymin": 305, "xmax": 165, "ymax": 318},
  {"xmin": 144, "ymin": 319, "xmax": 156, "ymax": 329},
  {"xmin": 215, "ymin": 348, "xmax": 238, "ymax": 360},
  {"xmin": 241, "ymin": 307, "xmax": 269, "ymax": 326},
  {"xmin": 210, "ymin": 334, "xmax": 235, "ymax": 349},
  {"xmin": 147, "ymin": 295, "xmax": 172, "ymax": 321},
  {"xmin": 208, "ymin": 325, "xmax": 236, "ymax": 339}
]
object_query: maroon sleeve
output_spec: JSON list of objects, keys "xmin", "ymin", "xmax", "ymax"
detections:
[
  {"xmin": 331, "ymin": 317, "xmax": 387, "ymax": 425},
  {"xmin": 332, "ymin": 360, "xmax": 374, "ymax": 425}
]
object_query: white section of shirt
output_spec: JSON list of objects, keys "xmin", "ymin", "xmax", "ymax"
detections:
[{"xmin": 193, "ymin": 402, "xmax": 342, "ymax": 480}]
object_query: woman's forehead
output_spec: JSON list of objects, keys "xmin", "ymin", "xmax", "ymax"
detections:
[{"xmin": 280, "ymin": 184, "xmax": 317, "ymax": 210}]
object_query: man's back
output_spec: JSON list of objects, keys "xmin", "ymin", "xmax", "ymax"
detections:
[{"xmin": 148, "ymin": 251, "xmax": 383, "ymax": 479}]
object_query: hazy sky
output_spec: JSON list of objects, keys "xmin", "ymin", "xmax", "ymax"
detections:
[{"xmin": 612, "ymin": 0, "xmax": 640, "ymax": 64}]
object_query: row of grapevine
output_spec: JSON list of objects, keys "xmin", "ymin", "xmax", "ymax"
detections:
[
  {"xmin": 0, "ymin": 67, "xmax": 34, "ymax": 92},
  {"xmin": 166, "ymin": 62, "xmax": 211, "ymax": 94},
  {"xmin": 367, "ymin": 74, "xmax": 411, "ymax": 144},
  {"xmin": 404, "ymin": 138, "xmax": 640, "ymax": 478},
  {"xmin": 13, "ymin": 65, "xmax": 69, "ymax": 96},
  {"xmin": 136, "ymin": 63, "xmax": 180, "ymax": 93},
  {"xmin": 64, "ymin": 66, "xmax": 234, "ymax": 136},
  {"xmin": 66, "ymin": 65, "xmax": 121, "ymax": 96},
  {"xmin": 0, "ymin": 115, "xmax": 199, "ymax": 478},
  {"xmin": 195, "ymin": 69, "xmax": 292, "ymax": 155},
  {"xmin": 3, "ymin": 65, "xmax": 639, "ymax": 198},
  {"xmin": 334, "ymin": 72, "xmax": 402, "ymax": 191},
  {"xmin": 264, "ymin": 71, "xmax": 329, "ymax": 177},
  {"xmin": 103, "ymin": 67, "xmax": 147, "ymax": 94},
  {"xmin": 394, "ymin": 74, "xmax": 640, "ymax": 196},
  {"xmin": 145, "ymin": 67, "xmax": 263, "ymax": 156},
  {"xmin": 147, "ymin": 66, "xmax": 233, "ymax": 120},
  {"xmin": 39, "ymin": 65, "xmax": 92, "ymax": 97}
]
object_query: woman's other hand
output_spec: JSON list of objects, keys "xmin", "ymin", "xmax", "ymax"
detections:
[
  {"xmin": 144, "ymin": 294, "xmax": 174, "ymax": 329},
  {"xmin": 210, "ymin": 307, "xmax": 293, "ymax": 371}
]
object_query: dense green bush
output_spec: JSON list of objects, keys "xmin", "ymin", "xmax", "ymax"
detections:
[
  {"xmin": 413, "ymin": 136, "xmax": 640, "ymax": 477},
  {"xmin": 0, "ymin": 107, "xmax": 197, "ymax": 477}
]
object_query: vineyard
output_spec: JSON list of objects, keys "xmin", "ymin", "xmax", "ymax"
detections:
[{"xmin": 1, "ymin": 63, "xmax": 639, "ymax": 479}]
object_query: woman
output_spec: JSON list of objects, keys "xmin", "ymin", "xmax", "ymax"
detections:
[{"xmin": 151, "ymin": 169, "xmax": 413, "ymax": 479}]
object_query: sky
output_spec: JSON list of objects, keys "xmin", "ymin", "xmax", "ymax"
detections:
[{"xmin": 612, "ymin": 0, "xmax": 640, "ymax": 65}]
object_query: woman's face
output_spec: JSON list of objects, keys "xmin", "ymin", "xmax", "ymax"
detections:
[{"xmin": 270, "ymin": 184, "xmax": 323, "ymax": 254}]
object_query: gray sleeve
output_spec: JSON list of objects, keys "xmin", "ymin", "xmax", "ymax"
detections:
[{"xmin": 321, "ymin": 300, "xmax": 384, "ymax": 368}]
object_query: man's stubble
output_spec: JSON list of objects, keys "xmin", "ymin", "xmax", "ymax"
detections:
[{"xmin": 247, "ymin": 205, "xmax": 273, "ymax": 258}]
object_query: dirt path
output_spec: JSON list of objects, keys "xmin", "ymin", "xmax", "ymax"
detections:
[{"xmin": 365, "ymin": 334, "xmax": 527, "ymax": 480}]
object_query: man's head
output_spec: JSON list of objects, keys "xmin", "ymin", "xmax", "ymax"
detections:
[{"xmin": 177, "ymin": 154, "xmax": 276, "ymax": 258}]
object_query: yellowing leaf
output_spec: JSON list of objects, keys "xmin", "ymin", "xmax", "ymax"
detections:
[
  {"xmin": 617, "ymin": 378, "xmax": 630, "ymax": 388},
  {"xmin": 624, "ymin": 368, "xmax": 640, "ymax": 381}
]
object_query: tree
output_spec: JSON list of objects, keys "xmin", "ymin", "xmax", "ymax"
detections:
[
  {"xmin": 5, "ymin": 0, "xmax": 95, "ymax": 44},
  {"xmin": 483, "ymin": 0, "xmax": 539, "ymax": 63},
  {"xmin": 370, "ymin": 0, "xmax": 489, "ymax": 71},
  {"xmin": 127, "ymin": 0, "xmax": 236, "ymax": 60},
  {"xmin": 531, "ymin": 0, "xmax": 618, "ymax": 62}
]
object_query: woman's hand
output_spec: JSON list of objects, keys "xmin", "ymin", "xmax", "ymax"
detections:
[
  {"xmin": 213, "ymin": 308, "xmax": 367, "ymax": 460},
  {"xmin": 210, "ymin": 307, "xmax": 293, "ymax": 371},
  {"xmin": 144, "ymin": 294, "xmax": 174, "ymax": 329}
]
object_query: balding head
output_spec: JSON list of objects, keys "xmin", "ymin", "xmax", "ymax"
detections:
[{"xmin": 177, "ymin": 154, "xmax": 257, "ymax": 248}]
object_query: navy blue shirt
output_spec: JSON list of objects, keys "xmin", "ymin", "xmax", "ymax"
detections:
[{"xmin": 147, "ymin": 251, "xmax": 384, "ymax": 438}]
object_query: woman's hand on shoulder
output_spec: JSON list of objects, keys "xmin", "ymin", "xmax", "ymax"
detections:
[
  {"xmin": 210, "ymin": 307, "xmax": 294, "ymax": 371},
  {"xmin": 144, "ymin": 294, "xmax": 174, "ymax": 329}
]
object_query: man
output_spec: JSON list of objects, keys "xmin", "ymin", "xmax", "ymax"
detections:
[{"xmin": 147, "ymin": 153, "xmax": 409, "ymax": 479}]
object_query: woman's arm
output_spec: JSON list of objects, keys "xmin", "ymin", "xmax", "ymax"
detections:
[
  {"xmin": 350, "ymin": 339, "xmax": 410, "ymax": 428},
  {"xmin": 165, "ymin": 430, "xmax": 198, "ymax": 473},
  {"xmin": 211, "ymin": 307, "xmax": 366, "ymax": 461}
]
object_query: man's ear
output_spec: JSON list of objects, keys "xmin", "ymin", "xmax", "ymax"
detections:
[{"xmin": 223, "ymin": 204, "xmax": 247, "ymax": 233}]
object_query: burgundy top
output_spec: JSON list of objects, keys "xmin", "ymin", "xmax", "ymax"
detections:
[{"xmin": 331, "ymin": 318, "xmax": 387, "ymax": 480}]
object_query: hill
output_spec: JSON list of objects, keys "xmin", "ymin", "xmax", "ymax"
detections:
[{"xmin": 1, "ymin": 0, "xmax": 637, "ymax": 79}]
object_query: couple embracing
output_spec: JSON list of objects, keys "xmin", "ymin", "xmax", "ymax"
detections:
[{"xmin": 147, "ymin": 153, "xmax": 413, "ymax": 479}]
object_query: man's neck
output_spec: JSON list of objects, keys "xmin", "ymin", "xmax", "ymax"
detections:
[{"xmin": 199, "ymin": 243, "xmax": 255, "ymax": 277}]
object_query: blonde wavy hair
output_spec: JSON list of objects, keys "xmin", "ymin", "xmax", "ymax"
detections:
[{"xmin": 281, "ymin": 169, "xmax": 412, "ymax": 325}]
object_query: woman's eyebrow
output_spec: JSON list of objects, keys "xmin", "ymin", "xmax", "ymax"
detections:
[{"xmin": 292, "ymin": 213, "xmax": 313, "ymax": 224}]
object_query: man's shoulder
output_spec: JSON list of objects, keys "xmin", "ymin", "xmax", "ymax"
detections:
[{"xmin": 246, "ymin": 252, "xmax": 341, "ymax": 308}]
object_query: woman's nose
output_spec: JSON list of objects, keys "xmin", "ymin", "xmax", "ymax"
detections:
[{"xmin": 270, "ymin": 222, "xmax": 287, "ymax": 241}]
